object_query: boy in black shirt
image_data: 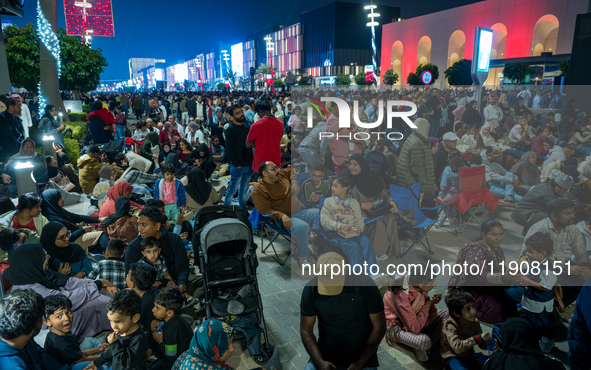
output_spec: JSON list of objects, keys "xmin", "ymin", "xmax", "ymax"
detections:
[
  {"xmin": 43, "ymin": 295, "xmax": 108, "ymax": 369},
  {"xmin": 88, "ymin": 290, "xmax": 149, "ymax": 370},
  {"xmin": 127, "ymin": 262, "xmax": 160, "ymax": 333},
  {"xmin": 149, "ymin": 287, "xmax": 193, "ymax": 370}
]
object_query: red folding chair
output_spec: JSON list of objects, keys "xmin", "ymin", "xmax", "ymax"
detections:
[{"xmin": 436, "ymin": 166, "xmax": 499, "ymax": 234}]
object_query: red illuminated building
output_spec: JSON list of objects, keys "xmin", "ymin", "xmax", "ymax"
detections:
[
  {"xmin": 64, "ymin": 0, "xmax": 115, "ymax": 37},
  {"xmin": 380, "ymin": 0, "xmax": 588, "ymax": 86}
]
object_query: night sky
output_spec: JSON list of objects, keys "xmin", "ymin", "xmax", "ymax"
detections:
[{"xmin": 5, "ymin": 0, "xmax": 480, "ymax": 80}]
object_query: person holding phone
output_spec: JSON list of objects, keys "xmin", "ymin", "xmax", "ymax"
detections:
[{"xmin": 303, "ymin": 163, "xmax": 330, "ymax": 205}]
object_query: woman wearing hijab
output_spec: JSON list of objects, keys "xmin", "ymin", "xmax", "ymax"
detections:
[
  {"xmin": 41, "ymin": 189, "xmax": 108, "ymax": 253},
  {"xmin": 37, "ymin": 104, "xmax": 66, "ymax": 149},
  {"xmin": 428, "ymin": 137, "xmax": 439, "ymax": 174},
  {"xmin": 4, "ymin": 243, "xmax": 115, "ymax": 340},
  {"xmin": 394, "ymin": 118, "xmax": 436, "ymax": 196},
  {"xmin": 182, "ymin": 168, "xmax": 224, "ymax": 212},
  {"xmin": 445, "ymin": 91, "xmax": 457, "ymax": 123},
  {"xmin": 165, "ymin": 153, "xmax": 189, "ymax": 178},
  {"xmin": 461, "ymin": 100, "xmax": 482, "ymax": 127},
  {"xmin": 98, "ymin": 196, "xmax": 139, "ymax": 243},
  {"xmin": 159, "ymin": 121, "xmax": 182, "ymax": 149},
  {"xmin": 510, "ymin": 151, "xmax": 541, "ymax": 196},
  {"xmin": 3, "ymin": 138, "xmax": 50, "ymax": 196},
  {"xmin": 210, "ymin": 107, "xmax": 227, "ymax": 147},
  {"xmin": 483, "ymin": 318, "xmax": 565, "ymax": 370},
  {"xmin": 139, "ymin": 131, "xmax": 161, "ymax": 172},
  {"xmin": 56, "ymin": 151, "xmax": 82, "ymax": 193},
  {"xmin": 172, "ymin": 318, "xmax": 272, "ymax": 370},
  {"xmin": 40, "ymin": 222, "xmax": 92, "ymax": 278},
  {"xmin": 477, "ymin": 123, "xmax": 515, "ymax": 170},
  {"xmin": 99, "ymin": 181, "xmax": 145, "ymax": 218},
  {"xmin": 340, "ymin": 153, "xmax": 400, "ymax": 260},
  {"xmin": 187, "ymin": 143, "xmax": 216, "ymax": 178},
  {"xmin": 149, "ymin": 99, "xmax": 163, "ymax": 122},
  {"xmin": 185, "ymin": 122, "xmax": 205, "ymax": 147},
  {"xmin": 158, "ymin": 141, "xmax": 173, "ymax": 166},
  {"xmin": 120, "ymin": 158, "xmax": 159, "ymax": 187}
]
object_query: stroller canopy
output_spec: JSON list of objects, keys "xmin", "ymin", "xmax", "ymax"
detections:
[{"xmin": 200, "ymin": 218, "xmax": 253, "ymax": 263}]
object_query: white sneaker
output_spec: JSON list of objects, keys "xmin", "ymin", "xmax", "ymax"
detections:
[
  {"xmin": 377, "ymin": 254, "xmax": 388, "ymax": 261},
  {"xmin": 413, "ymin": 348, "xmax": 429, "ymax": 362}
]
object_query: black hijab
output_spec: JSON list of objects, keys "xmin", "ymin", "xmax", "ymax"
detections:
[
  {"xmin": 338, "ymin": 153, "xmax": 384, "ymax": 198},
  {"xmin": 195, "ymin": 143, "xmax": 212, "ymax": 163},
  {"xmin": 45, "ymin": 156, "xmax": 59, "ymax": 178},
  {"xmin": 166, "ymin": 152, "xmax": 180, "ymax": 168},
  {"xmin": 40, "ymin": 189, "xmax": 72, "ymax": 225},
  {"xmin": 57, "ymin": 151, "xmax": 69, "ymax": 169},
  {"xmin": 483, "ymin": 318, "xmax": 565, "ymax": 370},
  {"xmin": 40, "ymin": 221, "xmax": 86, "ymax": 265},
  {"xmin": 3, "ymin": 243, "xmax": 69, "ymax": 289},
  {"xmin": 100, "ymin": 196, "xmax": 131, "ymax": 227},
  {"xmin": 185, "ymin": 167, "xmax": 212, "ymax": 205}
]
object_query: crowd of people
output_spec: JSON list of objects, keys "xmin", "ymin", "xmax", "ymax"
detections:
[{"xmin": 0, "ymin": 84, "xmax": 590, "ymax": 370}]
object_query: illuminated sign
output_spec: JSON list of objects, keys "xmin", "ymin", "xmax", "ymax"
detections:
[
  {"xmin": 476, "ymin": 29, "xmax": 493, "ymax": 73},
  {"xmin": 64, "ymin": 0, "xmax": 115, "ymax": 37},
  {"xmin": 420, "ymin": 70, "xmax": 433, "ymax": 85},
  {"xmin": 231, "ymin": 43, "xmax": 243, "ymax": 76}
]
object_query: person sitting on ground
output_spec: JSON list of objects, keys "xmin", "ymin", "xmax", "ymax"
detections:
[
  {"xmin": 182, "ymin": 167, "xmax": 226, "ymax": 213},
  {"xmin": 440, "ymin": 291, "xmax": 495, "ymax": 369},
  {"xmin": 43, "ymin": 294, "xmax": 108, "ymax": 369},
  {"xmin": 164, "ymin": 153, "xmax": 189, "ymax": 178},
  {"xmin": 0, "ymin": 289, "xmax": 69, "ymax": 369},
  {"xmin": 0, "ymin": 227, "xmax": 38, "ymax": 266},
  {"xmin": 477, "ymin": 123, "xmax": 515, "ymax": 170},
  {"xmin": 300, "ymin": 252, "xmax": 386, "ymax": 370},
  {"xmin": 437, "ymin": 155, "xmax": 465, "ymax": 224},
  {"xmin": 480, "ymin": 149, "xmax": 522, "ymax": 203},
  {"xmin": 40, "ymin": 222, "xmax": 92, "ymax": 279},
  {"xmin": 2, "ymin": 138, "xmax": 51, "ymax": 196},
  {"xmin": 0, "ymin": 193, "xmax": 47, "ymax": 239},
  {"xmin": 98, "ymin": 181, "xmax": 144, "ymax": 218},
  {"xmin": 158, "ymin": 142, "xmax": 173, "ymax": 167},
  {"xmin": 138, "ymin": 237, "xmax": 176, "ymax": 290},
  {"xmin": 56, "ymin": 152, "xmax": 83, "ymax": 194},
  {"xmin": 252, "ymin": 161, "xmax": 319, "ymax": 266},
  {"xmin": 87, "ymin": 101, "xmax": 115, "ymax": 145},
  {"xmin": 186, "ymin": 143, "xmax": 216, "ymax": 179},
  {"xmin": 120, "ymin": 158, "xmax": 160, "ymax": 188},
  {"xmin": 78, "ymin": 145, "xmax": 124, "ymax": 195},
  {"xmin": 530, "ymin": 126, "xmax": 554, "ymax": 158},
  {"xmin": 138, "ymin": 131, "xmax": 161, "ymax": 173},
  {"xmin": 3, "ymin": 244, "xmax": 115, "ymax": 340},
  {"xmin": 509, "ymin": 151, "xmax": 541, "ymax": 197},
  {"xmin": 149, "ymin": 286, "xmax": 194, "ymax": 370},
  {"xmin": 210, "ymin": 135, "xmax": 229, "ymax": 179},
  {"xmin": 132, "ymin": 121, "xmax": 150, "ymax": 143},
  {"xmin": 434, "ymin": 132, "xmax": 459, "ymax": 183},
  {"xmin": 483, "ymin": 317, "xmax": 565, "ymax": 370},
  {"xmin": 87, "ymin": 289, "xmax": 149, "ymax": 370},
  {"xmin": 87, "ymin": 238, "xmax": 127, "ymax": 290},
  {"xmin": 41, "ymin": 189, "xmax": 108, "ymax": 254},
  {"xmin": 184, "ymin": 122, "xmax": 204, "ymax": 148},
  {"xmin": 383, "ymin": 269, "xmax": 448, "ymax": 363},
  {"xmin": 127, "ymin": 262, "xmax": 159, "ymax": 334},
  {"xmin": 159, "ymin": 122, "xmax": 181, "ymax": 150},
  {"xmin": 543, "ymin": 144, "xmax": 579, "ymax": 171},
  {"xmin": 98, "ymin": 196, "xmax": 139, "ymax": 244},
  {"xmin": 302, "ymin": 162, "xmax": 330, "ymax": 206},
  {"xmin": 458, "ymin": 124, "xmax": 478, "ymax": 152},
  {"xmin": 511, "ymin": 172, "xmax": 574, "ymax": 230},
  {"xmin": 176, "ymin": 139, "xmax": 193, "ymax": 164}
]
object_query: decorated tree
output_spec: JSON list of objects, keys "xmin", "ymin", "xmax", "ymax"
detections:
[
  {"xmin": 382, "ymin": 69, "xmax": 399, "ymax": 86},
  {"xmin": 444, "ymin": 59, "xmax": 473, "ymax": 86},
  {"xmin": 503, "ymin": 62, "xmax": 530, "ymax": 84},
  {"xmin": 406, "ymin": 63, "xmax": 439, "ymax": 85}
]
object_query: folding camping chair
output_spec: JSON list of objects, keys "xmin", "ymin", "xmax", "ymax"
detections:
[
  {"xmin": 259, "ymin": 212, "xmax": 293, "ymax": 266},
  {"xmin": 390, "ymin": 183, "xmax": 440, "ymax": 256},
  {"xmin": 435, "ymin": 166, "xmax": 498, "ymax": 234}
]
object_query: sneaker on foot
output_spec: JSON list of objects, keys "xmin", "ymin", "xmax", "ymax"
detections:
[
  {"xmin": 503, "ymin": 195, "xmax": 515, "ymax": 204},
  {"xmin": 413, "ymin": 348, "xmax": 429, "ymax": 362},
  {"xmin": 182, "ymin": 297, "xmax": 196, "ymax": 309},
  {"xmin": 372, "ymin": 275, "xmax": 391, "ymax": 287},
  {"xmin": 377, "ymin": 254, "xmax": 388, "ymax": 261},
  {"xmin": 212, "ymin": 173, "xmax": 220, "ymax": 179},
  {"xmin": 299, "ymin": 256, "xmax": 314, "ymax": 267},
  {"xmin": 539, "ymin": 337, "xmax": 555, "ymax": 353}
]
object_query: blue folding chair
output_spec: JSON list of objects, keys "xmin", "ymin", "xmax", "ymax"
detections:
[
  {"xmin": 252, "ymin": 208, "xmax": 293, "ymax": 266},
  {"xmin": 390, "ymin": 183, "xmax": 442, "ymax": 256}
]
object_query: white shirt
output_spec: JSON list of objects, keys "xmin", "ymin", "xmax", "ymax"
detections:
[
  {"xmin": 196, "ymin": 102, "xmax": 205, "ymax": 120},
  {"xmin": 20, "ymin": 103, "xmax": 33, "ymax": 138},
  {"xmin": 483, "ymin": 104, "xmax": 503, "ymax": 128},
  {"xmin": 521, "ymin": 259, "xmax": 557, "ymax": 313}
]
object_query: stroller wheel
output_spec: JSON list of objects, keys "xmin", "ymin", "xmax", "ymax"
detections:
[{"xmin": 253, "ymin": 344, "xmax": 273, "ymax": 366}]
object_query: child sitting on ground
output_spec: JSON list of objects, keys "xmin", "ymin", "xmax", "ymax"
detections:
[
  {"xmin": 88, "ymin": 290, "xmax": 149, "ymax": 370},
  {"xmin": 320, "ymin": 176, "xmax": 379, "ymax": 266},
  {"xmin": 467, "ymin": 153, "xmax": 483, "ymax": 167},
  {"xmin": 514, "ymin": 232, "xmax": 560, "ymax": 353},
  {"xmin": 127, "ymin": 262, "xmax": 160, "ymax": 333},
  {"xmin": 383, "ymin": 270, "xmax": 448, "ymax": 362},
  {"xmin": 459, "ymin": 124, "xmax": 478, "ymax": 151},
  {"xmin": 154, "ymin": 163, "xmax": 187, "ymax": 227},
  {"xmin": 149, "ymin": 287, "xmax": 193, "ymax": 370},
  {"xmin": 440, "ymin": 291, "xmax": 496, "ymax": 369},
  {"xmin": 87, "ymin": 239, "xmax": 127, "ymax": 290},
  {"xmin": 438, "ymin": 155, "xmax": 465, "ymax": 225},
  {"xmin": 303, "ymin": 162, "xmax": 330, "ymax": 205},
  {"xmin": 43, "ymin": 295, "xmax": 108, "ymax": 370}
]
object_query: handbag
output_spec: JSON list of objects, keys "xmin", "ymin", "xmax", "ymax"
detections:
[{"xmin": 366, "ymin": 202, "xmax": 391, "ymax": 219}]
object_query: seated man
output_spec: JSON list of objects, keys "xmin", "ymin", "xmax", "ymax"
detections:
[
  {"xmin": 511, "ymin": 172, "xmax": 574, "ymax": 231},
  {"xmin": 252, "ymin": 161, "xmax": 319, "ymax": 266},
  {"xmin": 300, "ymin": 252, "xmax": 386, "ymax": 370},
  {"xmin": 519, "ymin": 198, "xmax": 591, "ymax": 306},
  {"xmin": 77, "ymin": 145, "xmax": 124, "ymax": 195},
  {"xmin": 0, "ymin": 289, "xmax": 69, "ymax": 369},
  {"xmin": 211, "ymin": 135, "xmax": 229, "ymax": 179},
  {"xmin": 576, "ymin": 217, "xmax": 591, "ymax": 255},
  {"xmin": 480, "ymin": 149, "xmax": 522, "ymax": 203}
]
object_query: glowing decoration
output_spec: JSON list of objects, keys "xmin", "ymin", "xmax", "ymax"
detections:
[
  {"xmin": 365, "ymin": 4, "xmax": 380, "ymax": 84},
  {"xmin": 64, "ymin": 0, "xmax": 115, "ymax": 37},
  {"xmin": 37, "ymin": 0, "xmax": 61, "ymax": 115}
]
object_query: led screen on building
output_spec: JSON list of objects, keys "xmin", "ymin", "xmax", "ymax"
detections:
[
  {"xmin": 231, "ymin": 43, "xmax": 243, "ymax": 76},
  {"xmin": 64, "ymin": 0, "xmax": 115, "ymax": 37}
]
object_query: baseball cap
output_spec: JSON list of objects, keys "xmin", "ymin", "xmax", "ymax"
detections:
[
  {"xmin": 316, "ymin": 252, "xmax": 346, "ymax": 296},
  {"xmin": 442, "ymin": 132, "xmax": 459, "ymax": 142}
]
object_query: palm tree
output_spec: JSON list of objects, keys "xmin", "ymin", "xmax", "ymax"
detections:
[
  {"xmin": 224, "ymin": 69, "xmax": 238, "ymax": 90},
  {"xmin": 256, "ymin": 63, "xmax": 277, "ymax": 75}
]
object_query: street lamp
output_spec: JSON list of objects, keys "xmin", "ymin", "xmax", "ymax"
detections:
[
  {"xmin": 365, "ymin": 4, "xmax": 380, "ymax": 85},
  {"xmin": 14, "ymin": 161, "xmax": 38, "ymax": 196}
]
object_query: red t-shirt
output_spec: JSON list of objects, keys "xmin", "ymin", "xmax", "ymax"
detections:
[
  {"xmin": 12, "ymin": 214, "xmax": 36, "ymax": 233},
  {"xmin": 246, "ymin": 116, "xmax": 284, "ymax": 173}
]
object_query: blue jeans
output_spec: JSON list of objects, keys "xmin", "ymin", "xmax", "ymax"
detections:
[
  {"xmin": 122, "ymin": 104, "xmax": 129, "ymax": 116},
  {"xmin": 428, "ymin": 118, "xmax": 439, "ymax": 137},
  {"xmin": 114, "ymin": 125, "xmax": 126, "ymax": 140},
  {"xmin": 488, "ymin": 172, "xmax": 523, "ymax": 202},
  {"xmin": 323, "ymin": 231, "xmax": 378, "ymax": 269},
  {"xmin": 224, "ymin": 165, "xmax": 253, "ymax": 211},
  {"xmin": 71, "ymin": 337, "xmax": 103, "ymax": 370},
  {"xmin": 288, "ymin": 208, "xmax": 319, "ymax": 258},
  {"xmin": 304, "ymin": 360, "xmax": 376, "ymax": 370}
]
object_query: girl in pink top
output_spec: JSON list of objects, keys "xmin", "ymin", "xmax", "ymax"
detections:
[
  {"xmin": 288, "ymin": 106, "xmax": 304, "ymax": 133},
  {"xmin": 383, "ymin": 272, "xmax": 449, "ymax": 362}
]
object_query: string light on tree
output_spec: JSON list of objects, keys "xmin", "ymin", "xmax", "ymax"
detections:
[
  {"xmin": 37, "ymin": 0, "xmax": 61, "ymax": 115},
  {"xmin": 365, "ymin": 4, "xmax": 380, "ymax": 84}
]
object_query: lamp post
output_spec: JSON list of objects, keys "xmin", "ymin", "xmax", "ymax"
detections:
[
  {"xmin": 42, "ymin": 135, "xmax": 57, "ymax": 158},
  {"xmin": 365, "ymin": 4, "xmax": 380, "ymax": 85},
  {"xmin": 264, "ymin": 35, "xmax": 275, "ymax": 92},
  {"xmin": 14, "ymin": 161, "xmax": 38, "ymax": 196}
]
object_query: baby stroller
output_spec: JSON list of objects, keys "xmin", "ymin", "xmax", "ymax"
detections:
[{"xmin": 195, "ymin": 205, "xmax": 274, "ymax": 365}]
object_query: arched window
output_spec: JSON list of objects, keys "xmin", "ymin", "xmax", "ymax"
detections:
[
  {"xmin": 391, "ymin": 41, "xmax": 403, "ymax": 85},
  {"xmin": 417, "ymin": 36, "xmax": 431, "ymax": 66},
  {"xmin": 448, "ymin": 30, "xmax": 466, "ymax": 67},
  {"xmin": 531, "ymin": 15, "xmax": 559, "ymax": 56},
  {"xmin": 490, "ymin": 23, "xmax": 507, "ymax": 59}
]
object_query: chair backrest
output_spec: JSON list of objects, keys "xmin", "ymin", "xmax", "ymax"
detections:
[
  {"xmin": 390, "ymin": 183, "xmax": 429, "ymax": 224},
  {"xmin": 458, "ymin": 166, "xmax": 486, "ymax": 192}
]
